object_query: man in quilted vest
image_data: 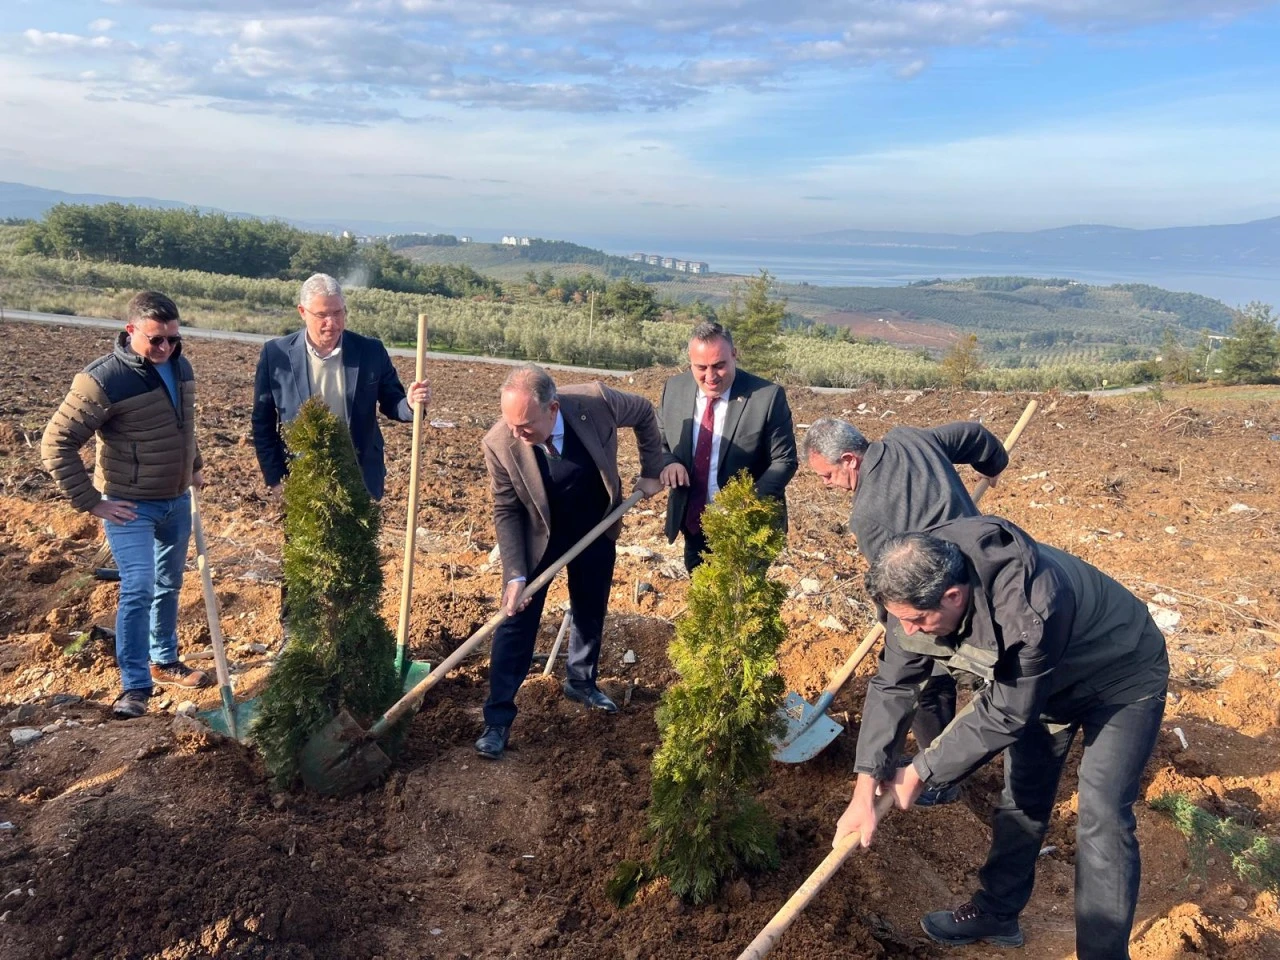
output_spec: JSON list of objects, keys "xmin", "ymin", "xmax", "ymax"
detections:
[{"xmin": 42, "ymin": 291, "xmax": 213, "ymax": 719}]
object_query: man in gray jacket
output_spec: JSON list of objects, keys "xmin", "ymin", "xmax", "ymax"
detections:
[
  {"xmin": 835, "ymin": 517, "xmax": 1168, "ymax": 959},
  {"xmin": 803, "ymin": 416, "xmax": 1008, "ymax": 803}
]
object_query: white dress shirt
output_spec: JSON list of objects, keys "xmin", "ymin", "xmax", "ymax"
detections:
[{"xmin": 691, "ymin": 393, "xmax": 728, "ymax": 503}]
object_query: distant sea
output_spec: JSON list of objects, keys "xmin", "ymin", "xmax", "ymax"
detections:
[{"xmin": 622, "ymin": 240, "xmax": 1280, "ymax": 307}]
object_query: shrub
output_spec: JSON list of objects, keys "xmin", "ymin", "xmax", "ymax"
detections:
[
  {"xmin": 250, "ymin": 399, "xmax": 401, "ymax": 785},
  {"xmin": 611, "ymin": 473, "xmax": 786, "ymax": 905}
]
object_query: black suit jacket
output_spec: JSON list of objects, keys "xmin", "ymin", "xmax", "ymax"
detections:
[
  {"xmin": 251, "ymin": 329, "xmax": 410, "ymax": 499},
  {"xmin": 658, "ymin": 368, "xmax": 798, "ymax": 541}
]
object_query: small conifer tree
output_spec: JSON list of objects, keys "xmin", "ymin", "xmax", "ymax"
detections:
[
  {"xmin": 612, "ymin": 473, "xmax": 787, "ymax": 905},
  {"xmin": 251, "ymin": 399, "xmax": 401, "ymax": 785}
]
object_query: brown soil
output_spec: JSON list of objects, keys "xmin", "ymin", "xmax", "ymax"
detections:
[
  {"xmin": 816, "ymin": 311, "xmax": 961, "ymax": 350},
  {"xmin": 2, "ymin": 321, "xmax": 1279, "ymax": 959}
]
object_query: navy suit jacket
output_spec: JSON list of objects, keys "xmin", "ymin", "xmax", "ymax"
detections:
[{"xmin": 251, "ymin": 329, "xmax": 410, "ymax": 499}]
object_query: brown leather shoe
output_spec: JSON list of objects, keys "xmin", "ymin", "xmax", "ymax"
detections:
[{"xmin": 150, "ymin": 661, "xmax": 213, "ymax": 689}]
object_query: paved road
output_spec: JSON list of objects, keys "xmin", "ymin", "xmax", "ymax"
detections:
[{"xmin": 0, "ymin": 307, "xmax": 630, "ymax": 378}]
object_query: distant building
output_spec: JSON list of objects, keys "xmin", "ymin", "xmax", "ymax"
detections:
[
  {"xmin": 520, "ymin": 236, "xmax": 532, "ymax": 246},
  {"xmin": 645, "ymin": 254, "xmax": 662, "ymax": 265},
  {"xmin": 459, "ymin": 236, "xmax": 472, "ymax": 243},
  {"xmin": 661, "ymin": 257, "xmax": 675, "ymax": 269},
  {"xmin": 687, "ymin": 261, "xmax": 709, "ymax": 274},
  {"xmin": 629, "ymin": 252, "xmax": 646, "ymax": 262},
  {"xmin": 501, "ymin": 235, "xmax": 519, "ymax": 246}
]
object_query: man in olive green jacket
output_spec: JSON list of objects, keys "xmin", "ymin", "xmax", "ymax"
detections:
[{"xmin": 42, "ymin": 291, "xmax": 212, "ymax": 719}]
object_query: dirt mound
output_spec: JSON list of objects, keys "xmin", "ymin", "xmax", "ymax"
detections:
[{"xmin": 3, "ymin": 322, "xmax": 1280, "ymax": 958}]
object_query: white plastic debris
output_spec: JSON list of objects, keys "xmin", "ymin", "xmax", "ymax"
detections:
[
  {"xmin": 1172, "ymin": 727, "xmax": 1189, "ymax": 751},
  {"xmin": 1151, "ymin": 592, "xmax": 1179, "ymax": 606},
  {"xmin": 798, "ymin": 578, "xmax": 821, "ymax": 595},
  {"xmin": 488, "ymin": 544, "xmax": 501, "ymax": 564},
  {"xmin": 622, "ymin": 650, "xmax": 637, "ymax": 665},
  {"xmin": 1147, "ymin": 604, "xmax": 1182, "ymax": 634},
  {"xmin": 819, "ymin": 616, "xmax": 846, "ymax": 632},
  {"xmin": 1227, "ymin": 503, "xmax": 1253, "ymax": 514}
]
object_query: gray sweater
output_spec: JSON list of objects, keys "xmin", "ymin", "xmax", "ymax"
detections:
[{"xmin": 847, "ymin": 422, "xmax": 1010, "ymax": 561}]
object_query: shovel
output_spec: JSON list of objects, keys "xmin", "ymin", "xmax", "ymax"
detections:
[
  {"xmin": 299, "ymin": 488, "xmax": 646, "ymax": 796},
  {"xmin": 771, "ymin": 399, "xmax": 1039, "ymax": 763},
  {"xmin": 736, "ymin": 790, "xmax": 897, "ymax": 959},
  {"xmin": 393, "ymin": 313, "xmax": 434, "ymax": 692},
  {"xmin": 190, "ymin": 489, "xmax": 256, "ymax": 741}
]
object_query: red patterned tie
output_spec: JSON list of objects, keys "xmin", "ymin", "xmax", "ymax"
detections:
[{"xmin": 683, "ymin": 397, "xmax": 717, "ymax": 536}]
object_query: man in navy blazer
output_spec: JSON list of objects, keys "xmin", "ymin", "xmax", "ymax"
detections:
[
  {"xmin": 658, "ymin": 321, "xmax": 798, "ymax": 570},
  {"xmin": 251, "ymin": 273, "xmax": 430, "ymax": 500}
]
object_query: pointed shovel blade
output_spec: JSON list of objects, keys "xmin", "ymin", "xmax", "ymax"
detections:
[
  {"xmin": 299, "ymin": 709, "xmax": 392, "ymax": 796},
  {"xmin": 771, "ymin": 690, "xmax": 845, "ymax": 763}
]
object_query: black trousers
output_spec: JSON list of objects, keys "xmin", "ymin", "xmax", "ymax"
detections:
[
  {"xmin": 483, "ymin": 535, "xmax": 617, "ymax": 727},
  {"xmin": 682, "ymin": 528, "xmax": 709, "ymax": 573},
  {"xmin": 972, "ymin": 694, "xmax": 1166, "ymax": 960}
]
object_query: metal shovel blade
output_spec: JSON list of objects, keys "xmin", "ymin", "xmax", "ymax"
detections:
[
  {"xmin": 398, "ymin": 660, "xmax": 432, "ymax": 694},
  {"xmin": 298, "ymin": 708, "xmax": 392, "ymax": 796},
  {"xmin": 197, "ymin": 689, "xmax": 259, "ymax": 742},
  {"xmin": 771, "ymin": 691, "xmax": 845, "ymax": 763}
]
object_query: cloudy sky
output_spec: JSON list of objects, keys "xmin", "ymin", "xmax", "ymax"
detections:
[{"xmin": 2, "ymin": 1, "xmax": 1279, "ymax": 241}]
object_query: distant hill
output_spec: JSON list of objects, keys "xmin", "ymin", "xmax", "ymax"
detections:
[
  {"xmin": 399, "ymin": 238, "xmax": 681, "ymax": 282},
  {"xmin": 0, "ymin": 181, "xmax": 443, "ymax": 237},
  {"xmin": 806, "ymin": 217, "xmax": 1280, "ymax": 268}
]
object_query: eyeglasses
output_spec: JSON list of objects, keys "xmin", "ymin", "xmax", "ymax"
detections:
[
  {"xmin": 146, "ymin": 335, "xmax": 182, "ymax": 347},
  {"xmin": 303, "ymin": 307, "xmax": 348, "ymax": 322}
]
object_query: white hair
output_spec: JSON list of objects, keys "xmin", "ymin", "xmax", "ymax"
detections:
[{"xmin": 299, "ymin": 273, "xmax": 343, "ymax": 306}]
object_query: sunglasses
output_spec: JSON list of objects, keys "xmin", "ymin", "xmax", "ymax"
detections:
[{"xmin": 145, "ymin": 335, "xmax": 182, "ymax": 347}]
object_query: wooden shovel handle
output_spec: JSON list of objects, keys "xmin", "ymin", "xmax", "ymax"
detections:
[
  {"xmin": 190, "ymin": 490, "xmax": 232, "ymax": 692},
  {"xmin": 736, "ymin": 790, "xmax": 897, "ymax": 960},
  {"xmin": 373, "ymin": 489, "xmax": 646, "ymax": 734},
  {"xmin": 817, "ymin": 398, "xmax": 1039, "ymax": 701},
  {"xmin": 396, "ymin": 313, "xmax": 430, "ymax": 649}
]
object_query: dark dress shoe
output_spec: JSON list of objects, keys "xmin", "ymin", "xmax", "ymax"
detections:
[
  {"xmin": 563, "ymin": 681, "xmax": 618, "ymax": 713},
  {"xmin": 475, "ymin": 724, "xmax": 510, "ymax": 759}
]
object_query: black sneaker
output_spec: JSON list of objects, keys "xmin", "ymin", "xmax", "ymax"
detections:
[
  {"xmin": 916, "ymin": 782, "xmax": 962, "ymax": 807},
  {"xmin": 475, "ymin": 724, "xmax": 510, "ymax": 759},
  {"xmin": 112, "ymin": 688, "xmax": 152, "ymax": 719},
  {"xmin": 921, "ymin": 901, "xmax": 1024, "ymax": 947}
]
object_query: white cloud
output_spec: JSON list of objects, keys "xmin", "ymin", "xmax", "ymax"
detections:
[{"xmin": 6, "ymin": 2, "xmax": 1269, "ymax": 120}]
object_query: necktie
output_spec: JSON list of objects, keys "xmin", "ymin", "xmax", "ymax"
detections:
[{"xmin": 683, "ymin": 398, "xmax": 717, "ymax": 537}]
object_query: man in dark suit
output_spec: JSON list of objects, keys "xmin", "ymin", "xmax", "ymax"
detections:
[
  {"xmin": 477, "ymin": 363, "xmax": 664, "ymax": 759},
  {"xmin": 658, "ymin": 321, "xmax": 798, "ymax": 571},
  {"xmin": 251, "ymin": 273, "xmax": 430, "ymax": 500}
]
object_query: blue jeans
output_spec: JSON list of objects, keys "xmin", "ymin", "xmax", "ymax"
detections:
[
  {"xmin": 973, "ymin": 693, "xmax": 1167, "ymax": 960},
  {"xmin": 102, "ymin": 492, "xmax": 192, "ymax": 693}
]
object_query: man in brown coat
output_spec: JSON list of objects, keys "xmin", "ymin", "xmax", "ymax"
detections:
[
  {"xmin": 42, "ymin": 291, "xmax": 212, "ymax": 719},
  {"xmin": 476, "ymin": 363, "xmax": 664, "ymax": 758}
]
